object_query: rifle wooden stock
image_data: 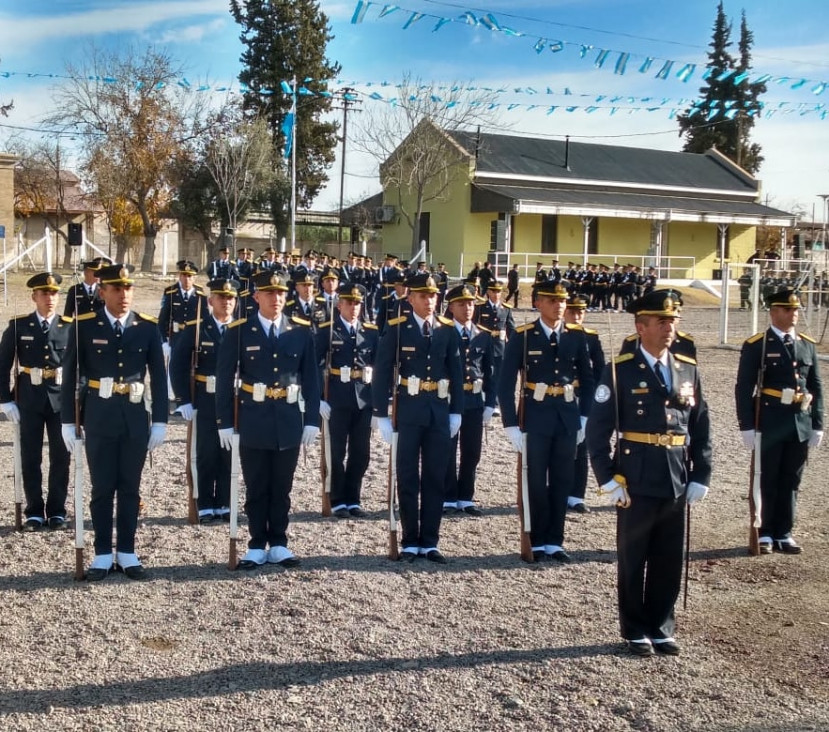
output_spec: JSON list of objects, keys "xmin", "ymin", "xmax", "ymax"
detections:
[
  {"xmin": 320, "ymin": 322, "xmax": 334, "ymax": 516},
  {"xmin": 185, "ymin": 298, "xmax": 202, "ymax": 524},
  {"xmin": 387, "ymin": 307, "xmax": 401, "ymax": 561},
  {"xmin": 228, "ymin": 433, "xmax": 240, "ymax": 569},
  {"xmin": 516, "ymin": 329, "xmax": 533, "ymax": 563},
  {"xmin": 12, "ymin": 423, "xmax": 23, "ymax": 531},
  {"xmin": 73, "ymin": 439, "xmax": 85, "ymax": 581},
  {"xmin": 748, "ymin": 336, "xmax": 767, "ymax": 556}
]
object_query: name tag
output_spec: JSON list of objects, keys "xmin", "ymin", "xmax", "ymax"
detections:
[
  {"xmin": 93, "ymin": 339, "xmax": 108, "ymax": 345},
  {"xmin": 332, "ymin": 340, "xmax": 344, "ymax": 346},
  {"xmin": 766, "ymin": 353, "xmax": 781, "ymax": 358},
  {"xmin": 20, "ymin": 336, "xmax": 34, "ymax": 341},
  {"xmin": 631, "ymin": 388, "xmax": 649, "ymax": 394},
  {"xmin": 201, "ymin": 341, "xmax": 214, "ymax": 347},
  {"xmin": 528, "ymin": 350, "xmax": 543, "ymax": 356},
  {"xmin": 401, "ymin": 346, "xmax": 416, "ymax": 352},
  {"xmin": 246, "ymin": 345, "xmax": 260, "ymax": 352}
]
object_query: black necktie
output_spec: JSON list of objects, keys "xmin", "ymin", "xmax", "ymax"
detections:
[
  {"xmin": 550, "ymin": 330, "xmax": 558, "ymax": 346},
  {"xmin": 461, "ymin": 326, "xmax": 470, "ymax": 341},
  {"xmin": 269, "ymin": 323, "xmax": 277, "ymax": 341},
  {"xmin": 422, "ymin": 321, "xmax": 431, "ymax": 338},
  {"xmin": 304, "ymin": 303, "xmax": 311, "ymax": 316},
  {"xmin": 654, "ymin": 361, "xmax": 667, "ymax": 389},
  {"xmin": 114, "ymin": 321, "xmax": 122, "ymax": 338},
  {"xmin": 183, "ymin": 292, "xmax": 188, "ymax": 302},
  {"xmin": 41, "ymin": 319, "xmax": 49, "ymax": 334},
  {"xmin": 350, "ymin": 326, "xmax": 356, "ymax": 339},
  {"xmin": 783, "ymin": 333, "xmax": 794, "ymax": 357}
]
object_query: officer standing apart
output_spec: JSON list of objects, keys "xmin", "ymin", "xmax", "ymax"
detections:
[
  {"xmin": 373, "ymin": 273, "xmax": 464, "ymax": 563},
  {"xmin": 563, "ymin": 294, "xmax": 606, "ymax": 513},
  {"xmin": 442, "ymin": 284, "xmax": 496, "ymax": 516},
  {"xmin": 586, "ymin": 291, "xmax": 711, "ymax": 657},
  {"xmin": 498, "ymin": 283, "xmax": 594, "ymax": 563},
  {"xmin": 60, "ymin": 264, "xmax": 168, "ymax": 581},
  {"xmin": 170, "ymin": 278, "xmax": 240, "ymax": 523},
  {"xmin": 735, "ymin": 289, "xmax": 823, "ymax": 555},
  {"xmin": 0, "ymin": 273, "xmax": 72, "ymax": 530},
  {"xmin": 215, "ymin": 271, "xmax": 320, "ymax": 569},
  {"xmin": 64, "ymin": 257, "xmax": 111, "ymax": 318},
  {"xmin": 316, "ymin": 283, "xmax": 379, "ymax": 518}
]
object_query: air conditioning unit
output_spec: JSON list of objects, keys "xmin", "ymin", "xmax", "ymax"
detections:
[{"xmin": 375, "ymin": 205, "xmax": 395, "ymax": 223}]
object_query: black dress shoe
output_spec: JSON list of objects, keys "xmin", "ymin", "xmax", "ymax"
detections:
[
  {"xmin": 237, "ymin": 559, "xmax": 262, "ymax": 570},
  {"xmin": 199, "ymin": 514, "xmax": 216, "ymax": 524},
  {"xmin": 48, "ymin": 516, "xmax": 68, "ymax": 530},
  {"xmin": 759, "ymin": 542, "xmax": 773, "ymax": 555},
  {"xmin": 626, "ymin": 640, "xmax": 654, "ymax": 657},
  {"xmin": 549, "ymin": 550, "xmax": 572, "ymax": 564},
  {"xmin": 116, "ymin": 563, "xmax": 146, "ymax": 580},
  {"xmin": 349, "ymin": 507, "xmax": 368, "ymax": 518},
  {"xmin": 86, "ymin": 567, "xmax": 110, "ymax": 582},
  {"xmin": 442, "ymin": 506, "xmax": 460, "ymax": 515},
  {"xmin": 653, "ymin": 640, "xmax": 681, "ymax": 656},
  {"xmin": 570, "ymin": 503, "xmax": 590, "ymax": 514},
  {"xmin": 773, "ymin": 540, "xmax": 802, "ymax": 554},
  {"xmin": 425, "ymin": 550, "xmax": 447, "ymax": 564},
  {"xmin": 23, "ymin": 518, "xmax": 43, "ymax": 532},
  {"xmin": 462, "ymin": 505, "xmax": 483, "ymax": 517},
  {"xmin": 531, "ymin": 550, "xmax": 547, "ymax": 563},
  {"xmin": 276, "ymin": 557, "xmax": 301, "ymax": 568},
  {"xmin": 333, "ymin": 507, "xmax": 351, "ymax": 519},
  {"xmin": 400, "ymin": 551, "xmax": 418, "ymax": 563},
  {"xmin": 218, "ymin": 513, "xmax": 231, "ymax": 523}
]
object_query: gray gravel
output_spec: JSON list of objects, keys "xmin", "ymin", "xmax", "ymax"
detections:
[{"xmin": 0, "ymin": 284, "xmax": 827, "ymax": 731}]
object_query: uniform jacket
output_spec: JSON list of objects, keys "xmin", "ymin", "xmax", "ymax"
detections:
[
  {"xmin": 372, "ymin": 314, "xmax": 464, "ymax": 426},
  {"xmin": 315, "ymin": 318, "xmax": 379, "ymax": 410},
  {"xmin": 497, "ymin": 320, "xmax": 595, "ymax": 436},
  {"xmin": 456, "ymin": 323, "xmax": 496, "ymax": 412},
  {"xmin": 586, "ymin": 349, "xmax": 712, "ymax": 498},
  {"xmin": 64, "ymin": 282, "xmax": 104, "ymax": 317},
  {"xmin": 735, "ymin": 328, "xmax": 823, "ymax": 443},
  {"xmin": 474, "ymin": 299, "xmax": 516, "ymax": 359},
  {"xmin": 569, "ymin": 324, "xmax": 606, "ymax": 386},
  {"xmin": 206, "ymin": 259, "xmax": 240, "ymax": 281},
  {"xmin": 376, "ymin": 294, "xmax": 412, "ymax": 332},
  {"xmin": 619, "ymin": 331, "xmax": 697, "ymax": 360},
  {"xmin": 60, "ymin": 311, "xmax": 168, "ymax": 436},
  {"xmin": 215, "ymin": 313, "xmax": 320, "ymax": 450},
  {"xmin": 157, "ymin": 285, "xmax": 207, "ymax": 343},
  {"xmin": 0, "ymin": 313, "xmax": 73, "ymax": 412}
]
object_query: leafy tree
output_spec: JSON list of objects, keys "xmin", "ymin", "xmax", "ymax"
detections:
[
  {"xmin": 677, "ymin": 2, "xmax": 764, "ymax": 174},
  {"xmin": 230, "ymin": 0, "xmax": 341, "ymax": 232}
]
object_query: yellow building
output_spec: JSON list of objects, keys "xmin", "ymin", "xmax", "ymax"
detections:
[{"xmin": 374, "ymin": 121, "xmax": 795, "ymax": 279}]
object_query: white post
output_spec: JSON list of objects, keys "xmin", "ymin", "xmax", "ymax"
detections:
[
  {"xmin": 361, "ymin": 239, "xmax": 367, "ymax": 257},
  {"xmin": 280, "ymin": 236, "xmax": 287, "ymax": 254},
  {"xmin": 161, "ymin": 232, "xmax": 169, "ymax": 277},
  {"xmin": 719, "ymin": 264, "xmax": 730, "ymax": 345},
  {"xmin": 45, "ymin": 226, "xmax": 53, "ymax": 272},
  {"xmin": 290, "ymin": 77, "xmax": 297, "ymax": 252}
]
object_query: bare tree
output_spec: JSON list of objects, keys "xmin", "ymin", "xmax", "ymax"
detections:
[
  {"xmin": 352, "ymin": 75, "xmax": 502, "ymax": 257},
  {"xmin": 46, "ymin": 44, "xmax": 207, "ymax": 271}
]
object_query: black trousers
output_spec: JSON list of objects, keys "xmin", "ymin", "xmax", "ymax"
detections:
[
  {"xmin": 240, "ymin": 444, "xmax": 299, "ymax": 550},
  {"xmin": 526, "ymin": 431, "xmax": 577, "ymax": 547},
  {"xmin": 616, "ymin": 495, "xmax": 685, "ymax": 641},
  {"xmin": 85, "ymin": 427, "xmax": 148, "ymax": 555},
  {"xmin": 444, "ymin": 407, "xmax": 483, "ymax": 503},
  {"xmin": 397, "ymin": 420, "xmax": 450, "ymax": 549},
  {"xmin": 506, "ymin": 287, "xmax": 519, "ymax": 308},
  {"xmin": 20, "ymin": 404, "xmax": 69, "ymax": 519},
  {"xmin": 328, "ymin": 406, "xmax": 372, "ymax": 507},
  {"xmin": 760, "ymin": 429, "xmax": 809, "ymax": 540},
  {"xmin": 571, "ymin": 440, "xmax": 588, "ymax": 500},
  {"xmin": 195, "ymin": 415, "xmax": 231, "ymax": 511}
]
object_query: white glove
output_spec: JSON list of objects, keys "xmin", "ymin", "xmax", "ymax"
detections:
[
  {"xmin": 685, "ymin": 481, "xmax": 709, "ymax": 504},
  {"xmin": 301, "ymin": 425, "xmax": 320, "ymax": 447},
  {"xmin": 449, "ymin": 414, "xmax": 462, "ymax": 438},
  {"xmin": 61, "ymin": 423, "xmax": 81, "ymax": 452},
  {"xmin": 319, "ymin": 400, "xmax": 331, "ymax": 421},
  {"xmin": 482, "ymin": 406, "xmax": 495, "ymax": 426},
  {"xmin": 577, "ymin": 415, "xmax": 588, "ymax": 445},
  {"xmin": 376, "ymin": 417, "xmax": 393, "ymax": 444},
  {"xmin": 218, "ymin": 428, "xmax": 234, "ymax": 451},
  {"xmin": 741, "ymin": 429, "xmax": 755, "ymax": 450},
  {"xmin": 505, "ymin": 425, "xmax": 523, "ymax": 453},
  {"xmin": 0, "ymin": 402, "xmax": 20, "ymax": 424},
  {"xmin": 178, "ymin": 403, "xmax": 194, "ymax": 421},
  {"xmin": 162, "ymin": 342, "xmax": 172, "ymax": 360},
  {"xmin": 147, "ymin": 423, "xmax": 166, "ymax": 451},
  {"xmin": 809, "ymin": 430, "xmax": 824, "ymax": 448},
  {"xmin": 599, "ymin": 478, "xmax": 630, "ymax": 508}
]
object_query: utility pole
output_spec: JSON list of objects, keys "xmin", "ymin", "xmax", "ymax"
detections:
[{"xmin": 335, "ymin": 88, "xmax": 361, "ymax": 253}]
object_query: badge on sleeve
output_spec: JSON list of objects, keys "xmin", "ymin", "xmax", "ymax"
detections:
[{"xmin": 595, "ymin": 384, "xmax": 611, "ymax": 403}]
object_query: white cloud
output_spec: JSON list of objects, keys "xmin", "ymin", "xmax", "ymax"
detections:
[{"xmin": 157, "ymin": 18, "xmax": 227, "ymax": 45}]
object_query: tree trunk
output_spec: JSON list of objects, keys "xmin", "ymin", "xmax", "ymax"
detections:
[
  {"xmin": 140, "ymin": 234, "xmax": 156, "ymax": 272},
  {"xmin": 410, "ymin": 189, "xmax": 424, "ymax": 259},
  {"xmin": 115, "ymin": 235, "xmax": 129, "ymax": 264},
  {"xmin": 62, "ymin": 242, "xmax": 73, "ymax": 270}
]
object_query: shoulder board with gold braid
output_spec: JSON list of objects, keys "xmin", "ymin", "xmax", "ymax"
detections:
[
  {"xmin": 319, "ymin": 320, "xmax": 333, "ymax": 329},
  {"xmin": 137, "ymin": 313, "xmax": 159, "ymax": 324},
  {"xmin": 75, "ymin": 312, "xmax": 97, "ymax": 321},
  {"xmin": 614, "ymin": 352, "xmax": 634, "ymax": 364},
  {"xmin": 194, "ymin": 285, "xmax": 205, "ymax": 293},
  {"xmin": 387, "ymin": 315, "xmax": 407, "ymax": 327},
  {"xmin": 583, "ymin": 326, "xmax": 598, "ymax": 335},
  {"xmin": 565, "ymin": 323, "xmax": 582, "ymax": 331},
  {"xmin": 227, "ymin": 317, "xmax": 246, "ymax": 329},
  {"xmin": 674, "ymin": 353, "xmax": 697, "ymax": 365},
  {"xmin": 800, "ymin": 332, "xmax": 816, "ymax": 344},
  {"xmin": 516, "ymin": 322, "xmax": 534, "ymax": 333},
  {"xmin": 503, "ymin": 302, "xmax": 513, "ymax": 308},
  {"xmin": 677, "ymin": 330, "xmax": 695, "ymax": 341},
  {"xmin": 11, "ymin": 313, "xmax": 29, "ymax": 321},
  {"xmin": 381, "ymin": 293, "xmax": 393, "ymax": 301},
  {"xmin": 291, "ymin": 315, "xmax": 311, "ymax": 327},
  {"xmin": 437, "ymin": 315, "xmax": 453, "ymax": 327},
  {"xmin": 285, "ymin": 299, "xmax": 295, "ymax": 307},
  {"xmin": 624, "ymin": 333, "xmax": 637, "ymax": 342},
  {"xmin": 363, "ymin": 322, "xmax": 378, "ymax": 330},
  {"xmin": 164, "ymin": 285, "xmax": 178, "ymax": 294},
  {"xmin": 475, "ymin": 323, "xmax": 493, "ymax": 334},
  {"xmin": 745, "ymin": 332, "xmax": 764, "ymax": 344},
  {"xmin": 60, "ymin": 315, "xmax": 74, "ymax": 323}
]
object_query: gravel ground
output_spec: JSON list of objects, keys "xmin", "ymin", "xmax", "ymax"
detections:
[{"xmin": 0, "ymin": 275, "xmax": 827, "ymax": 731}]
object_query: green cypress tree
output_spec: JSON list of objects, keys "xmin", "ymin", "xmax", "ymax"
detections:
[
  {"xmin": 734, "ymin": 10, "xmax": 765, "ymax": 173},
  {"xmin": 230, "ymin": 0, "xmax": 341, "ymax": 232}
]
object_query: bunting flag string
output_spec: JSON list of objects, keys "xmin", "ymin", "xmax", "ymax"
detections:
[{"xmin": 349, "ymin": 1, "xmax": 829, "ymax": 96}]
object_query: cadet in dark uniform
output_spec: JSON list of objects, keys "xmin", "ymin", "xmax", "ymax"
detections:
[
  {"xmin": 474, "ymin": 279, "xmax": 515, "ymax": 400},
  {"xmin": 170, "ymin": 278, "xmax": 239, "ymax": 523},
  {"xmin": 735, "ymin": 289, "xmax": 823, "ymax": 554},
  {"xmin": 64, "ymin": 257, "xmax": 111, "ymax": 318},
  {"xmin": 60, "ymin": 264, "xmax": 168, "ymax": 581},
  {"xmin": 434, "ymin": 263, "xmax": 449, "ymax": 313},
  {"xmin": 498, "ymin": 283, "xmax": 595, "ymax": 562},
  {"xmin": 207, "ymin": 246, "xmax": 240, "ymax": 281},
  {"xmin": 215, "ymin": 271, "xmax": 320, "ymax": 569},
  {"xmin": 316, "ymin": 283, "xmax": 378, "ymax": 518},
  {"xmin": 375, "ymin": 269, "xmax": 411, "ymax": 332},
  {"xmin": 563, "ymin": 294, "xmax": 606, "ymax": 513},
  {"xmin": 442, "ymin": 284, "xmax": 496, "ymax": 516},
  {"xmin": 506, "ymin": 264, "xmax": 520, "ymax": 308},
  {"xmin": 317, "ymin": 267, "xmax": 340, "ymax": 323},
  {"xmin": 158, "ymin": 261, "xmax": 207, "ymax": 352},
  {"xmin": 285, "ymin": 271, "xmax": 325, "ymax": 329},
  {"xmin": 618, "ymin": 289, "xmax": 697, "ymax": 360},
  {"xmin": 373, "ymin": 273, "xmax": 464, "ymax": 563},
  {"xmin": 0, "ymin": 273, "xmax": 72, "ymax": 529},
  {"xmin": 586, "ymin": 290, "xmax": 711, "ymax": 657}
]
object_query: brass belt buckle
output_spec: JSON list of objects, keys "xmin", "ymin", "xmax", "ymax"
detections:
[{"xmin": 657, "ymin": 434, "xmax": 671, "ymax": 447}]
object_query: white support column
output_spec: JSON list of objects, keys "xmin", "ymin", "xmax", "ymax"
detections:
[
  {"xmin": 45, "ymin": 226, "xmax": 53, "ymax": 272},
  {"xmin": 580, "ymin": 216, "xmax": 594, "ymax": 266}
]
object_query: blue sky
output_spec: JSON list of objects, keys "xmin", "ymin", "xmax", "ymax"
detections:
[{"xmin": 1, "ymin": 0, "xmax": 828, "ymax": 219}]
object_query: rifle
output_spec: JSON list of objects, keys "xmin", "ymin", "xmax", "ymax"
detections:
[
  {"xmin": 516, "ymin": 329, "xmax": 534, "ymax": 563},
  {"xmin": 11, "ymin": 306, "xmax": 22, "ymax": 530},
  {"xmin": 71, "ymin": 272, "xmax": 85, "ymax": 581},
  {"xmin": 228, "ymin": 326, "xmax": 241, "ymax": 570},
  {"xmin": 319, "ymin": 314, "xmax": 334, "ymax": 516},
  {"xmin": 387, "ymin": 302, "xmax": 402, "ymax": 560},
  {"xmin": 185, "ymin": 297, "xmax": 202, "ymax": 525},
  {"xmin": 748, "ymin": 333, "xmax": 767, "ymax": 556}
]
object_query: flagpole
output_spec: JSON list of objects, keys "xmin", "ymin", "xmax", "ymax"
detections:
[{"xmin": 291, "ymin": 75, "xmax": 297, "ymax": 253}]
